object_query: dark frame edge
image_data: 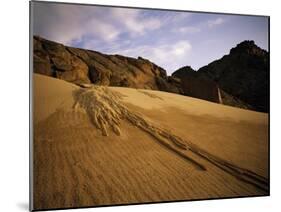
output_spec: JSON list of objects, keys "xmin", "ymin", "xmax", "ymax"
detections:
[
  {"xmin": 29, "ymin": 0, "xmax": 34, "ymax": 211},
  {"xmin": 267, "ymin": 16, "xmax": 270, "ymax": 196}
]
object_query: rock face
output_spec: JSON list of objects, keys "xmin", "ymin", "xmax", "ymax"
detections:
[
  {"xmin": 172, "ymin": 41, "xmax": 269, "ymax": 112},
  {"xmin": 33, "ymin": 37, "xmax": 90, "ymax": 84},
  {"xmin": 172, "ymin": 66, "xmax": 222, "ymax": 103},
  {"xmin": 172, "ymin": 66, "xmax": 253, "ymax": 109},
  {"xmin": 172, "ymin": 66, "xmax": 197, "ymax": 79},
  {"xmin": 33, "ymin": 36, "xmax": 181, "ymax": 93},
  {"xmin": 197, "ymin": 40, "xmax": 269, "ymax": 112}
]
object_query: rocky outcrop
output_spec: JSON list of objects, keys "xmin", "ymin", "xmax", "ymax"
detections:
[
  {"xmin": 197, "ymin": 40, "xmax": 269, "ymax": 112},
  {"xmin": 172, "ymin": 66, "xmax": 253, "ymax": 109},
  {"xmin": 33, "ymin": 36, "xmax": 181, "ymax": 93},
  {"xmin": 172, "ymin": 66, "xmax": 222, "ymax": 103},
  {"xmin": 172, "ymin": 66, "xmax": 197, "ymax": 78},
  {"xmin": 33, "ymin": 37, "xmax": 90, "ymax": 84},
  {"xmin": 173, "ymin": 41, "xmax": 269, "ymax": 112},
  {"xmin": 181, "ymin": 77, "xmax": 222, "ymax": 103}
]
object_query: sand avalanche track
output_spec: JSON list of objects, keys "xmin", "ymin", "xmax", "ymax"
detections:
[{"xmin": 33, "ymin": 74, "xmax": 269, "ymax": 210}]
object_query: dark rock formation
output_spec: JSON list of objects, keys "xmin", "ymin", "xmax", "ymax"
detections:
[
  {"xmin": 172, "ymin": 41, "xmax": 269, "ymax": 112},
  {"xmin": 197, "ymin": 40, "xmax": 269, "ymax": 112},
  {"xmin": 33, "ymin": 36, "xmax": 180, "ymax": 93},
  {"xmin": 181, "ymin": 77, "xmax": 222, "ymax": 103},
  {"xmin": 172, "ymin": 66, "xmax": 197, "ymax": 78},
  {"xmin": 220, "ymin": 90, "xmax": 253, "ymax": 110},
  {"xmin": 172, "ymin": 66, "xmax": 222, "ymax": 103}
]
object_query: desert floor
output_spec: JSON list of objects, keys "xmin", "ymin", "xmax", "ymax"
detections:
[{"xmin": 32, "ymin": 74, "xmax": 269, "ymax": 210}]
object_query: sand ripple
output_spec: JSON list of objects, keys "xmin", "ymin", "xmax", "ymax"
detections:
[{"xmin": 72, "ymin": 86, "xmax": 268, "ymax": 192}]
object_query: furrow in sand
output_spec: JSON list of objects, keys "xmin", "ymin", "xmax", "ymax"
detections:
[
  {"xmin": 81, "ymin": 126, "xmax": 154, "ymax": 203},
  {"xmin": 80, "ymin": 113, "xmax": 197, "ymax": 202},
  {"xmin": 78, "ymin": 129, "xmax": 127, "ymax": 204}
]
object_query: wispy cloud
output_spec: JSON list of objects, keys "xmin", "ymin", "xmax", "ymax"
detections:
[
  {"xmin": 207, "ymin": 17, "xmax": 225, "ymax": 28},
  {"xmin": 33, "ymin": 3, "xmax": 122, "ymax": 44},
  {"xmin": 111, "ymin": 8, "xmax": 163, "ymax": 37},
  {"xmin": 177, "ymin": 26, "xmax": 201, "ymax": 34},
  {"xmin": 33, "ymin": 4, "xmax": 166, "ymax": 45},
  {"xmin": 111, "ymin": 40, "xmax": 192, "ymax": 72}
]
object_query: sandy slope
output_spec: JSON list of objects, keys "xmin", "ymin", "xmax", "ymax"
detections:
[{"xmin": 33, "ymin": 74, "xmax": 269, "ymax": 210}]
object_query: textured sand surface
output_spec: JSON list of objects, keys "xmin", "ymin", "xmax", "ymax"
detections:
[{"xmin": 33, "ymin": 74, "xmax": 269, "ymax": 210}]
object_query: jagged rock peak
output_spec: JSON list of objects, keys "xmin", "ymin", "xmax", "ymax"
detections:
[
  {"xmin": 230, "ymin": 40, "xmax": 267, "ymax": 56},
  {"xmin": 172, "ymin": 66, "xmax": 196, "ymax": 78}
]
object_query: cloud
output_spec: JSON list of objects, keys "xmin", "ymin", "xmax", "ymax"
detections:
[
  {"xmin": 33, "ymin": 3, "xmax": 123, "ymax": 44},
  {"xmin": 177, "ymin": 26, "xmax": 201, "ymax": 34},
  {"xmin": 174, "ymin": 17, "xmax": 225, "ymax": 34},
  {"xmin": 111, "ymin": 8, "xmax": 163, "ymax": 37},
  {"xmin": 207, "ymin": 17, "xmax": 225, "ymax": 28},
  {"xmin": 33, "ymin": 3, "xmax": 166, "ymax": 45},
  {"xmin": 110, "ymin": 40, "xmax": 192, "ymax": 73}
]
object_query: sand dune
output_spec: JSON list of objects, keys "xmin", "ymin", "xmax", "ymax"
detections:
[{"xmin": 33, "ymin": 74, "xmax": 268, "ymax": 210}]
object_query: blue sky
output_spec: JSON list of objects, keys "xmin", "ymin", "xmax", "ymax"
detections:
[{"xmin": 32, "ymin": 2, "xmax": 269, "ymax": 75}]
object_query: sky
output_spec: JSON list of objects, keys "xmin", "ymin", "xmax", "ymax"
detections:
[{"xmin": 32, "ymin": 2, "xmax": 269, "ymax": 75}]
